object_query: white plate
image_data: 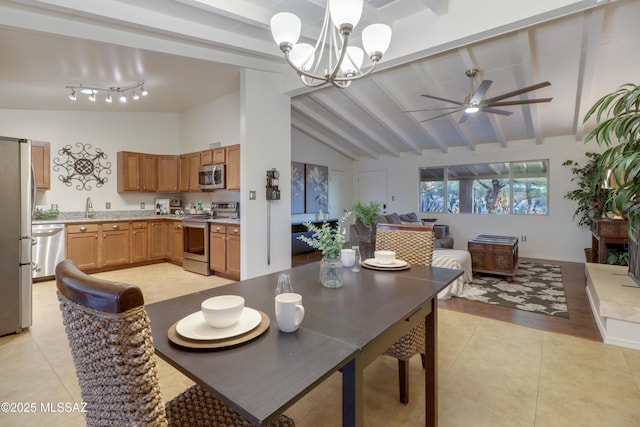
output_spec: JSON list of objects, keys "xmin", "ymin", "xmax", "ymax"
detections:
[
  {"xmin": 363, "ymin": 258, "xmax": 408, "ymax": 268},
  {"xmin": 176, "ymin": 307, "xmax": 262, "ymax": 341}
]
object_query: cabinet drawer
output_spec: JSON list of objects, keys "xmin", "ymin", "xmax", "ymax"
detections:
[
  {"xmin": 103, "ymin": 222, "xmax": 130, "ymax": 231},
  {"xmin": 172, "ymin": 221, "xmax": 183, "ymax": 230},
  {"xmin": 131, "ymin": 221, "xmax": 148, "ymax": 229},
  {"xmin": 67, "ymin": 224, "xmax": 99, "ymax": 233},
  {"xmin": 210, "ymin": 224, "xmax": 226, "ymax": 234},
  {"xmin": 227, "ymin": 225, "xmax": 240, "ymax": 236}
]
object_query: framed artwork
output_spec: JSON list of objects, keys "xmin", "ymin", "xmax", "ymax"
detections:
[
  {"xmin": 305, "ymin": 163, "xmax": 328, "ymax": 213},
  {"xmin": 291, "ymin": 162, "xmax": 305, "ymax": 214}
]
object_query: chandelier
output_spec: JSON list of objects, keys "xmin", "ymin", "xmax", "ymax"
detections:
[
  {"xmin": 65, "ymin": 81, "xmax": 148, "ymax": 103},
  {"xmin": 270, "ymin": 0, "xmax": 392, "ymax": 89}
]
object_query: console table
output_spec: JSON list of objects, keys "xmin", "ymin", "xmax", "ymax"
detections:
[{"xmin": 468, "ymin": 235, "xmax": 519, "ymax": 279}]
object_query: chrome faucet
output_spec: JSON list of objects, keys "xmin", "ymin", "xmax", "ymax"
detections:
[{"xmin": 85, "ymin": 197, "xmax": 94, "ymax": 218}]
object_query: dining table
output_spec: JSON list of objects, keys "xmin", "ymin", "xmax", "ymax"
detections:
[{"xmin": 146, "ymin": 261, "xmax": 462, "ymax": 427}]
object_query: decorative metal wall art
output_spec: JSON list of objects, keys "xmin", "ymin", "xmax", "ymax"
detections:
[{"xmin": 53, "ymin": 143, "xmax": 112, "ymax": 190}]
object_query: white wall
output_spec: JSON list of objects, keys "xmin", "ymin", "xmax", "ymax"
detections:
[
  {"xmin": 178, "ymin": 93, "xmax": 242, "ymax": 209},
  {"xmin": 240, "ymin": 69, "xmax": 292, "ymax": 279},
  {"xmin": 0, "ymin": 109, "xmax": 179, "ymax": 212},
  {"xmin": 291, "ymin": 128, "xmax": 354, "ymax": 223},
  {"xmin": 353, "ymin": 135, "xmax": 599, "ymax": 263}
]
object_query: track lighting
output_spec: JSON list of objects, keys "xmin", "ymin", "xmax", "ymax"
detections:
[{"xmin": 65, "ymin": 81, "xmax": 148, "ymax": 104}]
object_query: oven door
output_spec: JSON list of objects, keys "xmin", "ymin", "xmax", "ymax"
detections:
[{"xmin": 183, "ymin": 221, "xmax": 209, "ymax": 262}]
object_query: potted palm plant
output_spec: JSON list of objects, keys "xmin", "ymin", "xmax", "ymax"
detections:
[{"xmin": 584, "ymin": 83, "xmax": 640, "ymax": 283}]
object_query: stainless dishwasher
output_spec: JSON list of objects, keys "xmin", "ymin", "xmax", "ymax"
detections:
[{"xmin": 32, "ymin": 223, "xmax": 65, "ymax": 280}]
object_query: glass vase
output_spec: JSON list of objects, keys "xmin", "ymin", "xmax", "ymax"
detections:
[{"xmin": 319, "ymin": 257, "xmax": 343, "ymax": 288}]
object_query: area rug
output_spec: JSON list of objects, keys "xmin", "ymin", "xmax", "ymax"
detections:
[{"xmin": 456, "ymin": 262, "xmax": 569, "ymax": 318}]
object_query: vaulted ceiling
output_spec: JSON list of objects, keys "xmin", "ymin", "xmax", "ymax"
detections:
[{"xmin": 1, "ymin": 0, "xmax": 638, "ymax": 160}]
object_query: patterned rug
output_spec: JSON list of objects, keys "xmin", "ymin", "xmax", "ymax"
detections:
[{"xmin": 456, "ymin": 262, "xmax": 569, "ymax": 318}]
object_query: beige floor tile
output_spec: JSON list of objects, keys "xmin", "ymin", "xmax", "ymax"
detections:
[{"xmin": 3, "ymin": 262, "xmax": 640, "ymax": 427}]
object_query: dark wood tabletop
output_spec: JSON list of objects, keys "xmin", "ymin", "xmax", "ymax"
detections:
[{"xmin": 146, "ymin": 262, "xmax": 462, "ymax": 426}]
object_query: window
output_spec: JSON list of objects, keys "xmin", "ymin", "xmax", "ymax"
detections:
[{"xmin": 418, "ymin": 160, "xmax": 548, "ymax": 215}]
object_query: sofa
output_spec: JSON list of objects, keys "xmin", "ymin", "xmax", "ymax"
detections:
[{"xmin": 349, "ymin": 212, "xmax": 453, "ymax": 258}]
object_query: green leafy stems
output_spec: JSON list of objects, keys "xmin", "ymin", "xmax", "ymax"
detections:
[{"xmin": 297, "ymin": 211, "xmax": 352, "ymax": 259}]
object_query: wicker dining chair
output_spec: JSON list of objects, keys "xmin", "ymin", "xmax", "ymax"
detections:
[
  {"xmin": 55, "ymin": 259, "xmax": 295, "ymax": 427},
  {"xmin": 375, "ymin": 223, "xmax": 435, "ymax": 404}
]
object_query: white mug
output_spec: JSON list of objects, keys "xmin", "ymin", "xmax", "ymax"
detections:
[
  {"xmin": 341, "ymin": 248, "xmax": 355, "ymax": 267},
  {"xmin": 275, "ymin": 293, "xmax": 305, "ymax": 333}
]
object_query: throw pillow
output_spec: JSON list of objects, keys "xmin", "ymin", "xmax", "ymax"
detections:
[
  {"xmin": 385, "ymin": 212, "xmax": 403, "ymax": 224},
  {"xmin": 399, "ymin": 212, "xmax": 420, "ymax": 222}
]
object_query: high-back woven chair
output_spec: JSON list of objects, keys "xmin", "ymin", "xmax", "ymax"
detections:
[
  {"xmin": 55, "ymin": 259, "xmax": 294, "ymax": 426},
  {"xmin": 375, "ymin": 223, "xmax": 435, "ymax": 404}
]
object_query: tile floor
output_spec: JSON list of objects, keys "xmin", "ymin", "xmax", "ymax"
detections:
[{"xmin": 1, "ymin": 263, "xmax": 640, "ymax": 426}]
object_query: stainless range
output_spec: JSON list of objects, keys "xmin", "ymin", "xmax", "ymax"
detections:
[
  {"xmin": 182, "ymin": 203, "xmax": 239, "ymax": 275},
  {"xmin": 182, "ymin": 214, "xmax": 212, "ymax": 276}
]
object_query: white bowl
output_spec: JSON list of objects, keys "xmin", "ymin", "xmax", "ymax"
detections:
[
  {"xmin": 374, "ymin": 250, "xmax": 396, "ymax": 265},
  {"xmin": 201, "ymin": 295, "xmax": 245, "ymax": 328}
]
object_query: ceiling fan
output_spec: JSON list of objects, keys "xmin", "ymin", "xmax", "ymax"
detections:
[{"xmin": 407, "ymin": 69, "xmax": 552, "ymax": 123}]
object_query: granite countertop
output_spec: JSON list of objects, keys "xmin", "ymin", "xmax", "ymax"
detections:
[{"xmin": 32, "ymin": 211, "xmax": 240, "ymax": 225}]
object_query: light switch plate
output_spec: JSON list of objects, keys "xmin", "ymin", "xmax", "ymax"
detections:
[
  {"xmin": 249, "ymin": 191, "xmax": 256, "ymax": 200},
  {"xmin": 140, "ymin": 202, "xmax": 145, "ymax": 209},
  {"xmin": 106, "ymin": 202, "xmax": 111, "ymax": 209}
]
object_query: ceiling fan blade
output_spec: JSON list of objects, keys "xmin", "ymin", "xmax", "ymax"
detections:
[
  {"xmin": 420, "ymin": 94, "xmax": 464, "ymax": 106},
  {"xmin": 479, "ymin": 107, "xmax": 513, "ymax": 116},
  {"xmin": 420, "ymin": 109, "xmax": 461, "ymax": 122},
  {"xmin": 483, "ymin": 81, "xmax": 551, "ymax": 103},
  {"xmin": 488, "ymin": 98, "xmax": 553, "ymax": 107},
  {"xmin": 403, "ymin": 106, "xmax": 462, "ymax": 113},
  {"xmin": 459, "ymin": 112, "xmax": 470, "ymax": 124},
  {"xmin": 470, "ymin": 80, "xmax": 493, "ymax": 104}
]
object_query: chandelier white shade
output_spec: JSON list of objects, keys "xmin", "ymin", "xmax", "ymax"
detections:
[
  {"xmin": 65, "ymin": 81, "xmax": 148, "ymax": 103},
  {"xmin": 270, "ymin": 0, "xmax": 392, "ymax": 89}
]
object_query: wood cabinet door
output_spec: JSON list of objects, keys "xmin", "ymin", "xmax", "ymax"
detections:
[
  {"xmin": 157, "ymin": 155, "xmax": 178, "ymax": 192},
  {"xmin": 227, "ymin": 233, "xmax": 241, "ymax": 280},
  {"xmin": 149, "ymin": 221, "xmax": 167, "ymax": 259},
  {"xmin": 213, "ymin": 148, "xmax": 226, "ymax": 164},
  {"xmin": 31, "ymin": 141, "xmax": 50, "ymax": 190},
  {"xmin": 118, "ymin": 151, "xmax": 141, "ymax": 192},
  {"xmin": 201, "ymin": 149, "xmax": 213, "ymax": 165},
  {"xmin": 167, "ymin": 221, "xmax": 183, "ymax": 262},
  {"xmin": 131, "ymin": 226, "xmax": 149, "ymax": 263},
  {"xmin": 209, "ymin": 231, "xmax": 226, "ymax": 272},
  {"xmin": 66, "ymin": 231, "xmax": 100, "ymax": 270},
  {"xmin": 102, "ymin": 230, "xmax": 130, "ymax": 266},
  {"xmin": 141, "ymin": 154, "xmax": 157, "ymax": 192},
  {"xmin": 189, "ymin": 153, "xmax": 201, "ymax": 192},
  {"xmin": 226, "ymin": 145, "xmax": 240, "ymax": 191},
  {"xmin": 178, "ymin": 155, "xmax": 190, "ymax": 192}
]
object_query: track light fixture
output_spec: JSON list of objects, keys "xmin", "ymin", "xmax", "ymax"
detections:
[{"xmin": 65, "ymin": 81, "xmax": 148, "ymax": 104}]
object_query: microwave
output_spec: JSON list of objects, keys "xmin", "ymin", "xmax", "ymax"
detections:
[{"xmin": 198, "ymin": 164, "xmax": 225, "ymax": 190}]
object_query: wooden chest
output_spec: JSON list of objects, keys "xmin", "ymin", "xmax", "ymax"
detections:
[{"xmin": 468, "ymin": 235, "xmax": 519, "ymax": 278}]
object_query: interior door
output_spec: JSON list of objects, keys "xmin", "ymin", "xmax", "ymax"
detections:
[{"xmin": 357, "ymin": 170, "xmax": 388, "ymax": 214}]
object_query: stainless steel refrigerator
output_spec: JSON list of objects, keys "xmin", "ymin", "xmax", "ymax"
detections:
[{"xmin": 0, "ymin": 137, "xmax": 34, "ymax": 336}]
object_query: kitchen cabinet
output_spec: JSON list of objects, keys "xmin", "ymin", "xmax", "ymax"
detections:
[
  {"xmin": 200, "ymin": 148, "xmax": 225, "ymax": 165},
  {"xmin": 102, "ymin": 222, "xmax": 130, "ymax": 267},
  {"xmin": 178, "ymin": 155, "xmax": 190, "ymax": 192},
  {"xmin": 209, "ymin": 223, "xmax": 240, "ymax": 280},
  {"xmin": 209, "ymin": 224, "xmax": 226, "ymax": 273},
  {"xmin": 227, "ymin": 225, "xmax": 241, "ymax": 279},
  {"xmin": 31, "ymin": 141, "xmax": 50, "ymax": 190},
  {"xmin": 66, "ymin": 224, "xmax": 100, "ymax": 270},
  {"xmin": 189, "ymin": 152, "xmax": 201, "ymax": 192},
  {"xmin": 149, "ymin": 220, "xmax": 167, "ymax": 259},
  {"xmin": 157, "ymin": 155, "xmax": 179, "ymax": 192},
  {"xmin": 167, "ymin": 220, "xmax": 183, "ymax": 263},
  {"xmin": 130, "ymin": 221, "xmax": 149, "ymax": 263},
  {"xmin": 226, "ymin": 144, "xmax": 240, "ymax": 191},
  {"xmin": 141, "ymin": 154, "xmax": 157, "ymax": 192},
  {"xmin": 117, "ymin": 151, "xmax": 157, "ymax": 192},
  {"xmin": 117, "ymin": 151, "xmax": 141, "ymax": 192}
]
